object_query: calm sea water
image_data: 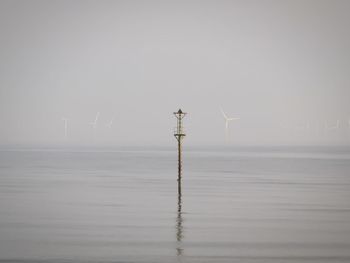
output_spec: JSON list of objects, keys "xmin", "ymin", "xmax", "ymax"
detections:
[{"xmin": 0, "ymin": 146, "xmax": 350, "ymax": 263}]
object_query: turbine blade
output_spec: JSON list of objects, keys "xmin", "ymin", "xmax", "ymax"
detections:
[
  {"xmin": 220, "ymin": 107, "xmax": 228, "ymax": 120},
  {"xmin": 95, "ymin": 112, "xmax": 100, "ymax": 122}
]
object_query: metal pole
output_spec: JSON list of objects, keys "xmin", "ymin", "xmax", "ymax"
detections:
[
  {"xmin": 173, "ymin": 109, "xmax": 186, "ymax": 256},
  {"xmin": 174, "ymin": 109, "xmax": 186, "ymax": 194},
  {"xmin": 178, "ymin": 138, "xmax": 182, "ymax": 195}
]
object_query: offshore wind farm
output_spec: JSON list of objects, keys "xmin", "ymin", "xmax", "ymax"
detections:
[
  {"xmin": 56, "ymin": 110, "xmax": 350, "ymax": 145},
  {"xmin": 1, "ymin": 1, "xmax": 350, "ymax": 263}
]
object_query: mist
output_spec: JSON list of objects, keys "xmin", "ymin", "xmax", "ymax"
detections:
[{"xmin": 1, "ymin": 0, "xmax": 349, "ymax": 147}]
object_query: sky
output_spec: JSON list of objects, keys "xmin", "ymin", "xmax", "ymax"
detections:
[{"xmin": 0, "ymin": 0, "xmax": 349, "ymax": 146}]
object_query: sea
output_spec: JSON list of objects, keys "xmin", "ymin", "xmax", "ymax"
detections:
[{"xmin": 0, "ymin": 145, "xmax": 350, "ymax": 263}]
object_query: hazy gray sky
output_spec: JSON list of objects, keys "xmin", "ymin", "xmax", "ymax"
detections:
[{"xmin": 1, "ymin": 0, "xmax": 349, "ymax": 146}]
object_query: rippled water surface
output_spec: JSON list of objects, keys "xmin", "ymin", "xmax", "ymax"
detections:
[{"xmin": 1, "ymin": 146, "xmax": 350, "ymax": 263}]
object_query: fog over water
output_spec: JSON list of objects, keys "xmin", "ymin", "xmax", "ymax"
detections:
[
  {"xmin": 1, "ymin": 2, "xmax": 350, "ymax": 262},
  {"xmin": 1, "ymin": 0, "xmax": 350, "ymax": 146}
]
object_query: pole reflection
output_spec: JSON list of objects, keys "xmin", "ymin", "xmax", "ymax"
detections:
[{"xmin": 176, "ymin": 173, "xmax": 184, "ymax": 257}]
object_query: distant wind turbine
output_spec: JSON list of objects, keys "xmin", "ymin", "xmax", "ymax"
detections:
[
  {"xmin": 279, "ymin": 121, "xmax": 288, "ymax": 130},
  {"xmin": 294, "ymin": 121, "xmax": 310, "ymax": 131},
  {"xmin": 324, "ymin": 120, "xmax": 340, "ymax": 133},
  {"xmin": 106, "ymin": 117, "xmax": 114, "ymax": 128},
  {"xmin": 62, "ymin": 117, "xmax": 68, "ymax": 139},
  {"xmin": 89, "ymin": 112, "xmax": 100, "ymax": 130},
  {"xmin": 220, "ymin": 107, "xmax": 240, "ymax": 140}
]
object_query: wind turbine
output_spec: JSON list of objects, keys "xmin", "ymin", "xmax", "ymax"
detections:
[
  {"xmin": 89, "ymin": 112, "xmax": 100, "ymax": 130},
  {"xmin": 220, "ymin": 107, "xmax": 240, "ymax": 141},
  {"xmin": 106, "ymin": 116, "xmax": 114, "ymax": 128},
  {"xmin": 62, "ymin": 117, "xmax": 68, "ymax": 139},
  {"xmin": 324, "ymin": 119, "xmax": 340, "ymax": 133},
  {"xmin": 294, "ymin": 121, "xmax": 310, "ymax": 132}
]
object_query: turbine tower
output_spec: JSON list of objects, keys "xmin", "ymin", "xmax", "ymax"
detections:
[
  {"xmin": 220, "ymin": 107, "xmax": 240, "ymax": 141},
  {"xmin": 62, "ymin": 117, "xmax": 68, "ymax": 139}
]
